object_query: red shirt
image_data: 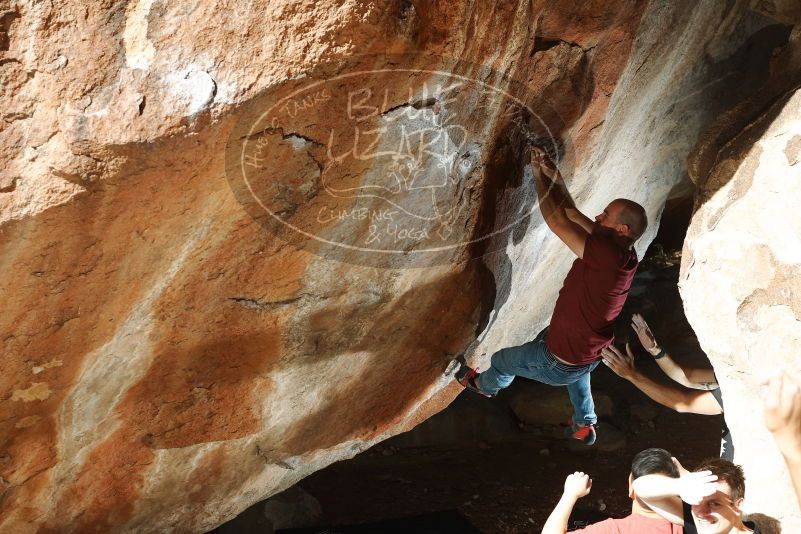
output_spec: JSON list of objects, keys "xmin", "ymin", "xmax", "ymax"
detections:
[
  {"xmin": 546, "ymin": 228, "xmax": 638, "ymax": 365},
  {"xmin": 573, "ymin": 513, "xmax": 683, "ymax": 533}
]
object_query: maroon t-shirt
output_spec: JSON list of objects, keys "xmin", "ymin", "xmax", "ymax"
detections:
[{"xmin": 546, "ymin": 228, "xmax": 638, "ymax": 365}]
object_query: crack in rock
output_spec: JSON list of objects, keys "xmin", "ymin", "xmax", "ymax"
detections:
[{"xmin": 228, "ymin": 296, "xmax": 302, "ymax": 310}]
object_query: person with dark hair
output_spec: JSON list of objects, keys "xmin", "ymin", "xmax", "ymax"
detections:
[
  {"xmin": 762, "ymin": 370, "xmax": 801, "ymax": 509},
  {"xmin": 542, "ymin": 448, "xmax": 716, "ymax": 534},
  {"xmin": 455, "ymin": 145, "xmax": 647, "ymax": 445},
  {"xmin": 602, "ymin": 313, "xmax": 733, "ymax": 459},
  {"xmin": 634, "ymin": 457, "xmax": 760, "ymax": 533},
  {"xmin": 631, "ymin": 447, "xmax": 681, "ymax": 479}
]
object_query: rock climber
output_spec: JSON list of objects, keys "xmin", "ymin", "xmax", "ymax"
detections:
[
  {"xmin": 602, "ymin": 313, "xmax": 732, "ymax": 459},
  {"xmin": 455, "ymin": 143, "xmax": 647, "ymax": 445},
  {"xmin": 542, "ymin": 447, "xmax": 713, "ymax": 533}
]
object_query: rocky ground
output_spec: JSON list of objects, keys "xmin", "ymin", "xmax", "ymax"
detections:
[{"xmin": 212, "ymin": 203, "xmax": 723, "ymax": 533}]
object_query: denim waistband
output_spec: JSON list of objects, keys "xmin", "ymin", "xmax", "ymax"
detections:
[{"xmin": 544, "ymin": 348, "xmax": 591, "ymax": 372}]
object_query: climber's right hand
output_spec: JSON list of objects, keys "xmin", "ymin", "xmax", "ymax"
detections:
[{"xmin": 531, "ymin": 145, "xmax": 556, "ymax": 177}]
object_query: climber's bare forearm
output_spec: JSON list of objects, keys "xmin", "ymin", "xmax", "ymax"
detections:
[
  {"xmin": 535, "ymin": 169, "xmax": 588, "ymax": 257},
  {"xmin": 566, "ymin": 208, "xmax": 593, "ymax": 233},
  {"xmin": 535, "ymin": 168, "xmax": 575, "ymax": 226}
]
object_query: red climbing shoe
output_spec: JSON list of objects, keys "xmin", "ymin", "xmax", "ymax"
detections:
[
  {"xmin": 455, "ymin": 364, "xmax": 493, "ymax": 398},
  {"xmin": 563, "ymin": 418, "xmax": 597, "ymax": 446}
]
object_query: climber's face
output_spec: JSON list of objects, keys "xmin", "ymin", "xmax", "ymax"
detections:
[{"xmin": 594, "ymin": 201, "xmax": 630, "ymax": 237}]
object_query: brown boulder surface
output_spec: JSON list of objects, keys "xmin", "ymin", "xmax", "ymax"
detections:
[{"xmin": 1, "ymin": 1, "xmax": 799, "ymax": 532}]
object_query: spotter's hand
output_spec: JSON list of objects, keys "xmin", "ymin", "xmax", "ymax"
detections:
[
  {"xmin": 601, "ymin": 343, "xmax": 637, "ymax": 380},
  {"xmin": 678, "ymin": 470, "xmax": 718, "ymax": 505},
  {"xmin": 631, "ymin": 313, "xmax": 658, "ymax": 353}
]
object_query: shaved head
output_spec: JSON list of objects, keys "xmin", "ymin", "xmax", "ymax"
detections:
[{"xmin": 611, "ymin": 199, "xmax": 648, "ymax": 241}]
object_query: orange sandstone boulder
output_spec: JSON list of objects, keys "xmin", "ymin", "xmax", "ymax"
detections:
[{"xmin": 0, "ymin": 1, "xmax": 798, "ymax": 532}]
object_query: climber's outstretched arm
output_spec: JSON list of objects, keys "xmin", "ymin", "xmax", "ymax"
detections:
[
  {"xmin": 532, "ymin": 146, "xmax": 589, "ymax": 258},
  {"xmin": 566, "ymin": 208, "xmax": 594, "ymax": 233}
]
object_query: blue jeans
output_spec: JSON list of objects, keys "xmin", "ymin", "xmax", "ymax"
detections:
[{"xmin": 476, "ymin": 338, "xmax": 599, "ymax": 426}]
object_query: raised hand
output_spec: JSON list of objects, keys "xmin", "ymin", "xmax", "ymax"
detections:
[
  {"xmin": 678, "ymin": 470, "xmax": 718, "ymax": 505},
  {"xmin": 531, "ymin": 145, "xmax": 556, "ymax": 178},
  {"xmin": 563, "ymin": 471, "xmax": 592, "ymax": 500},
  {"xmin": 762, "ymin": 370, "xmax": 801, "ymax": 458},
  {"xmin": 631, "ymin": 313, "xmax": 659, "ymax": 353},
  {"xmin": 602, "ymin": 343, "xmax": 637, "ymax": 379}
]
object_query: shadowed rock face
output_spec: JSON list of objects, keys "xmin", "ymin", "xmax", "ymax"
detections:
[{"xmin": 1, "ymin": 1, "xmax": 799, "ymax": 532}]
